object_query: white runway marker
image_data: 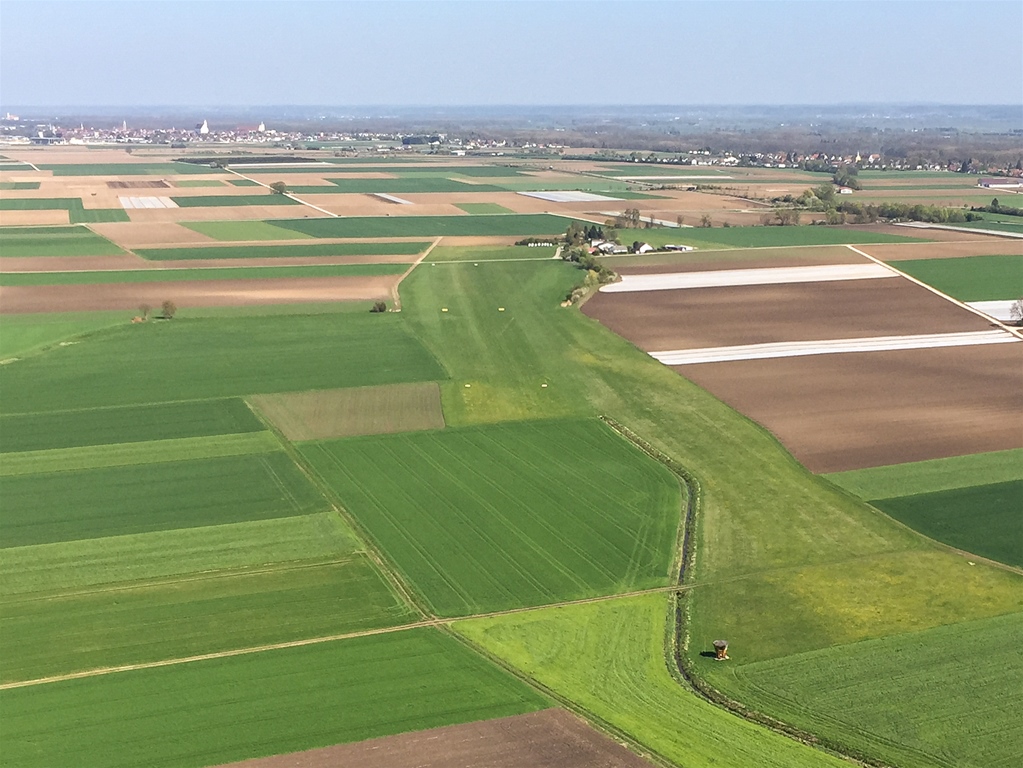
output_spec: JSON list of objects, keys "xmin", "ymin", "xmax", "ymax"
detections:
[
  {"xmin": 600, "ymin": 263, "xmax": 896, "ymax": 293},
  {"xmin": 651, "ymin": 330, "xmax": 1019, "ymax": 366}
]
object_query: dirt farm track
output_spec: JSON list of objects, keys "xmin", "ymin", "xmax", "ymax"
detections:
[{"xmin": 217, "ymin": 709, "xmax": 655, "ymax": 768}]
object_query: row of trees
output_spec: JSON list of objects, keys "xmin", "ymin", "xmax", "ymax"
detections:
[
  {"xmin": 973, "ymin": 198, "xmax": 1023, "ymax": 218},
  {"xmin": 138, "ymin": 301, "xmax": 177, "ymax": 320}
]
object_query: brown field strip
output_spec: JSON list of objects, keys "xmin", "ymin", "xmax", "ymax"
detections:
[
  {"xmin": 1, "ymin": 253, "xmax": 419, "ymax": 273},
  {"xmin": 216, "ymin": 709, "xmax": 656, "ymax": 768},
  {"xmin": 584, "ymin": 277, "xmax": 994, "ymax": 353},
  {"xmin": 856, "ymin": 239, "xmax": 1023, "ymax": 260},
  {"xmin": 250, "ymin": 382, "xmax": 445, "ymax": 441},
  {"xmin": 678, "ymin": 342, "xmax": 1023, "ymax": 473},
  {"xmin": 124, "ymin": 206, "xmax": 324, "ymax": 223},
  {"xmin": 0, "ymin": 209, "xmax": 71, "ymax": 226},
  {"xmin": 0, "ymin": 275, "xmax": 398, "ymax": 313},
  {"xmin": 836, "ymin": 223, "xmax": 1002, "ymax": 242},
  {"xmin": 88, "ymin": 221, "xmax": 218, "ymax": 247}
]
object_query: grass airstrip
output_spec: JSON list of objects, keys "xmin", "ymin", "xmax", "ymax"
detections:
[{"xmin": 1, "ymin": 153, "xmax": 1021, "ymax": 768}]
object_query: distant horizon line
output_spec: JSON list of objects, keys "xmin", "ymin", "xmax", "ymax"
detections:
[{"xmin": 3, "ymin": 102, "xmax": 1020, "ymax": 110}]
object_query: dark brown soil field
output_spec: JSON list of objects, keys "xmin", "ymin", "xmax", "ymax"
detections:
[
  {"xmin": 583, "ymin": 277, "xmax": 993, "ymax": 353},
  {"xmin": 678, "ymin": 342, "xmax": 1023, "ymax": 473},
  {"xmin": 607, "ymin": 245, "xmax": 864, "ymax": 275},
  {"xmin": 217, "ymin": 709, "xmax": 655, "ymax": 768},
  {"xmin": 0, "ymin": 275, "xmax": 398, "ymax": 313}
]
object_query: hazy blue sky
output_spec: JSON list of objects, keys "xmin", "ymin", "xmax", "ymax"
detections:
[{"xmin": 2, "ymin": 1, "xmax": 1020, "ymax": 106}]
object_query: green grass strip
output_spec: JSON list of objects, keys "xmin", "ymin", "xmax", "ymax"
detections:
[
  {"xmin": 0, "ymin": 432, "xmax": 281, "ymax": 476},
  {"xmin": 0, "ymin": 512, "xmax": 361, "ymax": 596},
  {"xmin": 1, "ymin": 557, "xmax": 417, "ymax": 684},
  {"xmin": 174, "ymin": 180, "xmax": 225, "ymax": 188},
  {"xmin": 137, "ymin": 240, "xmax": 428, "ymax": 260},
  {"xmin": 0, "ymin": 181, "xmax": 41, "ymax": 190},
  {"xmin": 180, "ymin": 220, "xmax": 314, "ymax": 240},
  {"xmin": 891, "ymin": 254, "xmax": 1023, "ymax": 301},
  {"xmin": 0, "ymin": 629, "xmax": 548, "ymax": 768},
  {"xmin": 825, "ymin": 448, "xmax": 1023, "ymax": 499},
  {"xmin": 1, "ymin": 263, "xmax": 408, "ymax": 286},
  {"xmin": 454, "ymin": 202, "xmax": 515, "ymax": 214},
  {"xmin": 171, "ymin": 194, "xmax": 300, "ymax": 208}
]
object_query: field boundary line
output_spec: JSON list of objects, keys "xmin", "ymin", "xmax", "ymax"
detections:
[
  {"xmin": 846, "ymin": 244, "xmax": 1023, "ymax": 340},
  {"xmin": 243, "ymin": 402, "xmax": 431, "ymax": 618},
  {"xmin": 224, "ymin": 168, "xmax": 338, "ymax": 218},
  {"xmin": 0, "ymin": 585, "xmax": 689, "ymax": 691},
  {"xmin": 392, "ymin": 236, "xmax": 442, "ymax": 309}
]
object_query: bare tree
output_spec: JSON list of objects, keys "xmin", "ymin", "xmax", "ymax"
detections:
[
  {"xmin": 138, "ymin": 303, "xmax": 151, "ymax": 320},
  {"xmin": 1010, "ymin": 298, "xmax": 1023, "ymax": 325},
  {"xmin": 700, "ymin": 214, "xmax": 713, "ymax": 228},
  {"xmin": 161, "ymin": 300, "xmax": 177, "ymax": 319}
]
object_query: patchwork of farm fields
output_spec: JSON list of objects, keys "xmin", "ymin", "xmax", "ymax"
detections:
[{"xmin": 2, "ymin": 152, "xmax": 1022, "ymax": 768}]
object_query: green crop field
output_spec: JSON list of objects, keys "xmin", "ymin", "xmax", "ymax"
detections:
[
  {"xmin": 0, "ymin": 452, "xmax": 328, "ymax": 547},
  {"xmin": 250, "ymin": 381, "xmax": 445, "ymax": 440},
  {"xmin": 180, "ymin": 220, "xmax": 315, "ymax": 240},
  {"xmin": 0, "ymin": 198, "xmax": 128, "ymax": 224},
  {"xmin": 723, "ymin": 612, "xmax": 1023, "ymax": 768},
  {"xmin": 825, "ymin": 448, "xmax": 1023, "ymax": 499},
  {"xmin": 301, "ymin": 419, "xmax": 680, "ymax": 616},
  {"xmin": 227, "ymin": 178, "xmax": 260, "ymax": 186},
  {"xmin": 37, "ymin": 163, "xmax": 222, "ymax": 176},
  {"xmin": 0, "ymin": 310, "xmax": 128, "ymax": 358},
  {"xmin": 0, "ymin": 181, "xmax": 41, "ymax": 190},
  {"xmin": 171, "ymin": 194, "xmax": 300, "ymax": 207},
  {"xmin": 598, "ymin": 164, "xmax": 733, "ymax": 177},
  {"xmin": 0, "ymin": 313, "xmax": 445, "ymax": 413},
  {"xmin": 957, "ymin": 217, "xmax": 1023, "ymax": 233},
  {"xmin": 326, "ymin": 177, "xmax": 504, "ymax": 193},
  {"xmin": 454, "ymin": 202, "xmax": 514, "ymax": 214},
  {"xmin": 870, "ymin": 480, "xmax": 1023, "ymax": 567},
  {"xmin": 426, "ymin": 244, "xmax": 556, "ymax": 262},
  {"xmin": 892, "ymin": 254, "xmax": 1023, "ymax": 301},
  {"xmin": 269, "ymin": 213, "xmax": 575, "ymax": 238},
  {"xmin": 457, "ymin": 595, "xmax": 847, "ymax": 768},
  {"xmin": 0, "ymin": 225, "xmax": 125, "ymax": 258},
  {"xmin": 2, "ymin": 557, "xmax": 415, "ymax": 683},
  {"xmin": 0, "ymin": 512, "xmax": 359, "ymax": 595},
  {"xmin": 0, "ymin": 629, "xmax": 547, "ymax": 768},
  {"xmin": 1, "ymin": 432, "xmax": 280, "ymax": 477},
  {"xmin": 174, "ymin": 179, "xmax": 225, "ymax": 187},
  {"xmin": 137, "ymin": 240, "xmax": 427, "ymax": 260},
  {"xmin": 1, "ymin": 263, "xmax": 407, "ymax": 286}
]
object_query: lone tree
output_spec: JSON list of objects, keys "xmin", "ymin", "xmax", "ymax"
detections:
[
  {"xmin": 269, "ymin": 181, "xmax": 289, "ymax": 195},
  {"xmin": 1010, "ymin": 298, "xmax": 1023, "ymax": 325},
  {"xmin": 699, "ymin": 214, "xmax": 713, "ymax": 228},
  {"xmin": 370, "ymin": 301, "xmax": 387, "ymax": 313},
  {"xmin": 161, "ymin": 300, "xmax": 177, "ymax": 319},
  {"xmin": 138, "ymin": 303, "xmax": 151, "ymax": 320}
]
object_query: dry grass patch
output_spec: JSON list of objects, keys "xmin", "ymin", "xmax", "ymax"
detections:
[{"xmin": 250, "ymin": 381, "xmax": 445, "ymax": 440}]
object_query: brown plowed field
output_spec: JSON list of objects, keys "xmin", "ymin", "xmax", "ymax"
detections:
[
  {"xmin": 855, "ymin": 240, "xmax": 1023, "ymax": 260},
  {"xmin": 607, "ymin": 245, "xmax": 865, "ymax": 274},
  {"xmin": 677, "ymin": 342, "xmax": 1023, "ymax": 472},
  {"xmin": 584, "ymin": 277, "xmax": 993, "ymax": 352},
  {"xmin": 216, "ymin": 709, "xmax": 655, "ymax": 768},
  {"xmin": 89, "ymin": 221, "xmax": 217, "ymax": 247},
  {"xmin": 0, "ymin": 210, "xmax": 70, "ymax": 226},
  {"xmin": 0, "ymin": 275, "xmax": 398, "ymax": 313},
  {"xmin": 1, "ymin": 253, "xmax": 417, "ymax": 273}
]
